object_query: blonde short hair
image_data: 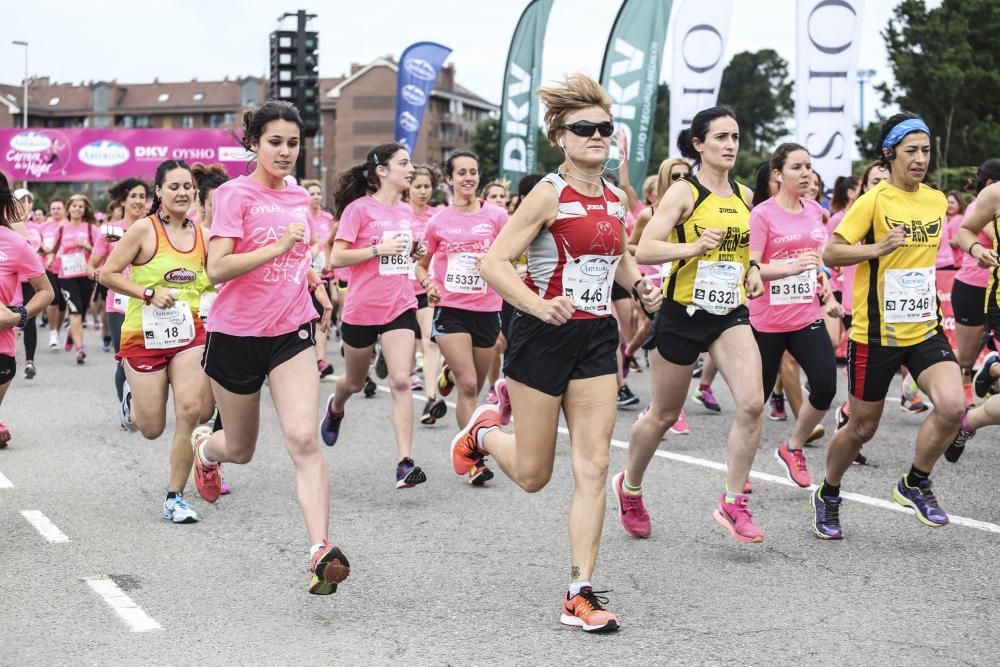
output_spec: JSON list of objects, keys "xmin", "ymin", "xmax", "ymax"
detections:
[{"xmin": 537, "ymin": 73, "xmax": 613, "ymax": 146}]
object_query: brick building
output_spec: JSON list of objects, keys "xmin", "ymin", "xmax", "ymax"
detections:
[{"xmin": 0, "ymin": 58, "xmax": 497, "ymax": 196}]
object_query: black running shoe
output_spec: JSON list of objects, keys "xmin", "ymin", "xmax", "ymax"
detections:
[{"xmin": 363, "ymin": 376, "xmax": 377, "ymax": 398}]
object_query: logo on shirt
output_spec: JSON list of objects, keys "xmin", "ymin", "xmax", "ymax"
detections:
[
  {"xmin": 0, "ymin": 251, "xmax": 7, "ymax": 262},
  {"xmin": 885, "ymin": 216, "xmax": 942, "ymax": 246},
  {"xmin": 579, "ymin": 256, "xmax": 612, "ymax": 278},
  {"xmin": 586, "ymin": 204, "xmax": 605, "ymax": 211},
  {"xmin": 810, "ymin": 228, "xmax": 828, "ymax": 242},
  {"xmin": 773, "ymin": 233, "xmax": 802, "ymax": 244},
  {"xmin": 695, "ymin": 224, "xmax": 750, "ymax": 252},
  {"xmin": 292, "ymin": 206, "xmax": 308, "ymax": 221},
  {"xmin": 471, "ymin": 223, "xmax": 493, "ymax": 237},
  {"xmin": 164, "ymin": 268, "xmax": 196, "ymax": 284},
  {"xmin": 719, "ymin": 207, "xmax": 739, "ymax": 215}
]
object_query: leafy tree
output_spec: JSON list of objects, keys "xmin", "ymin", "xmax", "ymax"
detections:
[
  {"xmin": 718, "ymin": 50, "xmax": 794, "ymax": 155},
  {"xmin": 470, "ymin": 116, "xmax": 500, "ymax": 184}
]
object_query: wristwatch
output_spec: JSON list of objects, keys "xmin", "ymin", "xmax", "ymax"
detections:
[
  {"xmin": 748, "ymin": 260, "xmax": 761, "ymax": 272},
  {"xmin": 371, "ymin": 241, "xmax": 380, "ymax": 257},
  {"xmin": 142, "ymin": 288, "xmax": 155, "ymax": 304}
]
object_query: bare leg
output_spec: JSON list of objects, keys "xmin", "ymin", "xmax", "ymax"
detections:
[
  {"xmin": 165, "ymin": 347, "xmax": 212, "ymax": 492},
  {"xmin": 913, "ymin": 361, "xmax": 965, "ymax": 472},
  {"xmin": 481, "ymin": 378, "xmax": 562, "ymax": 491},
  {"xmin": 624, "ymin": 351, "xmax": 691, "ymax": 487},
  {"xmin": 380, "ymin": 328, "xmax": 416, "ymax": 461}
]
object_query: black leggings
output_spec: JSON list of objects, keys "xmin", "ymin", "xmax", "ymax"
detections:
[
  {"xmin": 108, "ymin": 312, "xmax": 126, "ymax": 402},
  {"xmin": 753, "ymin": 321, "xmax": 837, "ymax": 411},
  {"xmin": 20, "ymin": 282, "xmax": 37, "ymax": 361}
]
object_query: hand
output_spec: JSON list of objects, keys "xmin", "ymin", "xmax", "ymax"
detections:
[
  {"xmin": 87, "ymin": 266, "xmax": 100, "ymax": 281},
  {"xmin": 277, "ymin": 223, "xmax": 307, "ymax": 253},
  {"xmin": 822, "ymin": 297, "xmax": 844, "ymax": 319},
  {"xmin": 972, "ymin": 244, "xmax": 1000, "ymax": 268},
  {"xmin": 149, "ymin": 287, "xmax": 176, "ymax": 309},
  {"xmin": 313, "ymin": 284, "xmax": 333, "ymax": 332},
  {"xmin": 636, "ymin": 278, "xmax": 662, "ymax": 314},
  {"xmin": 533, "ymin": 296, "xmax": 575, "ymax": 326},
  {"xmin": 411, "ymin": 243, "xmax": 427, "ymax": 262},
  {"xmin": 616, "ymin": 128, "xmax": 629, "ymax": 161},
  {"xmin": 793, "ymin": 250, "xmax": 822, "ymax": 275},
  {"xmin": 377, "ymin": 233, "xmax": 410, "ymax": 257},
  {"xmin": 425, "ymin": 282, "xmax": 441, "ymax": 305},
  {"xmin": 817, "ymin": 272, "xmax": 833, "ymax": 302},
  {"xmin": 745, "ymin": 267, "xmax": 764, "ymax": 299},
  {"xmin": 877, "ymin": 226, "xmax": 907, "ymax": 256},
  {"xmin": 0, "ymin": 304, "xmax": 18, "ymax": 330},
  {"xmin": 694, "ymin": 228, "xmax": 725, "ymax": 255}
]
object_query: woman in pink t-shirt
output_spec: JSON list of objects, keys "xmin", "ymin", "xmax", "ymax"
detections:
[
  {"xmin": 54, "ymin": 193, "xmax": 98, "ymax": 363},
  {"xmin": 416, "ymin": 151, "xmax": 506, "ymax": 486},
  {"xmin": 749, "ymin": 144, "xmax": 842, "ymax": 488},
  {"xmin": 192, "ymin": 101, "xmax": 348, "ymax": 596},
  {"xmin": 11, "ymin": 189, "xmax": 41, "ymax": 379},
  {"xmin": 0, "ymin": 173, "xmax": 55, "ymax": 446},
  {"xmin": 322, "ymin": 141, "xmax": 427, "ymax": 490},
  {"xmin": 302, "ymin": 179, "xmax": 337, "ymax": 380},
  {"xmin": 40, "ymin": 198, "xmax": 67, "ymax": 349}
]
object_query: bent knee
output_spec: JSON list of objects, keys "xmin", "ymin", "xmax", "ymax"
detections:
[
  {"xmin": 518, "ymin": 471, "xmax": 552, "ymax": 493},
  {"xmin": 138, "ymin": 423, "xmax": 165, "ymax": 440},
  {"xmin": 284, "ymin": 432, "xmax": 320, "ymax": 458},
  {"xmin": 387, "ymin": 374, "xmax": 411, "ymax": 394}
]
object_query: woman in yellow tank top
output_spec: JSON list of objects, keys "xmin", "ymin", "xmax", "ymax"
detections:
[
  {"xmin": 100, "ymin": 160, "xmax": 215, "ymax": 525},
  {"xmin": 613, "ymin": 106, "xmax": 768, "ymax": 545}
]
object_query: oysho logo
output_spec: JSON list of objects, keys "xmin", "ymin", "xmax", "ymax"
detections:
[
  {"xmin": 471, "ymin": 223, "xmax": 493, "ymax": 236},
  {"xmin": 710, "ymin": 264, "xmax": 739, "ymax": 281},
  {"xmin": 10, "ymin": 131, "xmax": 51, "ymax": 153},
  {"xmin": 898, "ymin": 272, "xmax": 927, "ymax": 289},
  {"xmin": 581, "ymin": 257, "xmax": 610, "ymax": 278},
  {"xmin": 773, "ymin": 233, "xmax": 802, "ymax": 244},
  {"xmin": 78, "ymin": 140, "xmax": 129, "ymax": 167},
  {"xmin": 399, "ymin": 111, "xmax": 420, "ymax": 133},
  {"xmin": 400, "ymin": 84, "xmax": 426, "ymax": 106},
  {"xmin": 164, "ymin": 268, "xmax": 196, "ymax": 284},
  {"xmin": 404, "ymin": 58, "xmax": 437, "ymax": 81}
]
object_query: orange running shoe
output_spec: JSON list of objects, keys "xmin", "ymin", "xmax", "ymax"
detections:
[
  {"xmin": 450, "ymin": 404, "xmax": 499, "ymax": 475},
  {"xmin": 560, "ymin": 587, "xmax": 619, "ymax": 633},
  {"xmin": 308, "ymin": 540, "xmax": 350, "ymax": 595},
  {"xmin": 191, "ymin": 426, "xmax": 221, "ymax": 503}
]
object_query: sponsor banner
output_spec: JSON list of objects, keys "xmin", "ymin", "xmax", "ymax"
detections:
[
  {"xmin": 937, "ymin": 268, "xmax": 957, "ymax": 350},
  {"xmin": 499, "ymin": 0, "xmax": 554, "ymax": 185},
  {"xmin": 795, "ymin": 0, "xmax": 865, "ymax": 187},
  {"xmin": 600, "ymin": 0, "xmax": 675, "ymax": 194},
  {"xmin": 0, "ymin": 128, "xmax": 253, "ymax": 182},
  {"xmin": 394, "ymin": 41, "xmax": 452, "ymax": 152},
  {"xmin": 669, "ymin": 0, "xmax": 734, "ymax": 153}
]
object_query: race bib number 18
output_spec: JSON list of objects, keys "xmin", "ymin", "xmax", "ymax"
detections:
[{"xmin": 141, "ymin": 301, "xmax": 195, "ymax": 350}]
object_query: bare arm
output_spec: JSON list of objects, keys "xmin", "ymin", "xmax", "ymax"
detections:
[
  {"xmin": 635, "ymin": 182, "xmax": 721, "ymax": 265},
  {"xmin": 207, "ymin": 222, "xmax": 305, "ymax": 285},
  {"xmin": 822, "ymin": 229, "xmax": 906, "ymax": 267},
  {"xmin": 627, "ymin": 208, "xmax": 651, "ymax": 254},
  {"xmin": 958, "ymin": 184, "xmax": 1000, "ymax": 267},
  {"xmin": 750, "ymin": 249, "xmax": 822, "ymax": 281}
]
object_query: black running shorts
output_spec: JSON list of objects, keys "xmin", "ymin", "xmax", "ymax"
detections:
[
  {"xmin": 431, "ymin": 307, "xmax": 501, "ymax": 348},
  {"xmin": 202, "ymin": 321, "xmax": 316, "ymax": 395},
  {"xmin": 644, "ymin": 301, "xmax": 750, "ymax": 366},
  {"xmin": 847, "ymin": 332, "xmax": 956, "ymax": 402},
  {"xmin": 340, "ymin": 310, "xmax": 418, "ymax": 349}
]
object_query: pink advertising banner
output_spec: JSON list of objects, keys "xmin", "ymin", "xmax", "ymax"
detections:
[{"xmin": 0, "ymin": 128, "xmax": 254, "ymax": 182}]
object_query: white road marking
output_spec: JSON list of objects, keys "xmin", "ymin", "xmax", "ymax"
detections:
[
  {"xmin": 84, "ymin": 577, "xmax": 162, "ymax": 632},
  {"xmin": 0, "ymin": 469, "xmax": 12, "ymax": 488},
  {"xmin": 20, "ymin": 510, "xmax": 70, "ymax": 543}
]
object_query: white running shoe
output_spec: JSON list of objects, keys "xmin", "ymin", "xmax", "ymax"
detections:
[{"xmin": 162, "ymin": 494, "xmax": 199, "ymax": 524}]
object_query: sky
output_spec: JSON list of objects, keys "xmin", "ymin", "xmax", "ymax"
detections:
[{"xmin": 1, "ymin": 0, "xmax": 935, "ymax": 128}]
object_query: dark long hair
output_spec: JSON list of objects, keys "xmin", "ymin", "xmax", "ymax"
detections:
[
  {"xmin": 148, "ymin": 160, "xmax": 193, "ymax": 215},
  {"xmin": 0, "ymin": 171, "xmax": 19, "ymax": 228},
  {"xmin": 677, "ymin": 106, "xmax": 737, "ymax": 166},
  {"xmin": 333, "ymin": 142, "xmax": 405, "ymax": 219}
]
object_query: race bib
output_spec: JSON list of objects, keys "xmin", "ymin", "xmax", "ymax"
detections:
[
  {"xmin": 769, "ymin": 259, "xmax": 816, "ymax": 306},
  {"xmin": 311, "ymin": 251, "xmax": 325, "ymax": 274},
  {"xmin": 660, "ymin": 262, "xmax": 673, "ymax": 281},
  {"xmin": 693, "ymin": 260, "xmax": 743, "ymax": 315},
  {"xmin": 199, "ymin": 291, "xmax": 217, "ymax": 319},
  {"xmin": 883, "ymin": 267, "xmax": 935, "ymax": 323},
  {"xmin": 444, "ymin": 252, "xmax": 486, "ymax": 294},
  {"xmin": 377, "ymin": 230, "xmax": 412, "ymax": 276},
  {"xmin": 562, "ymin": 254, "xmax": 622, "ymax": 314},
  {"xmin": 42, "ymin": 235, "xmax": 55, "ymax": 251},
  {"xmin": 141, "ymin": 301, "xmax": 196, "ymax": 350},
  {"xmin": 110, "ymin": 291, "xmax": 128, "ymax": 313},
  {"xmin": 61, "ymin": 251, "xmax": 87, "ymax": 278}
]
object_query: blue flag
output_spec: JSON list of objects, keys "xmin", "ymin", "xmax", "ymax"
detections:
[{"xmin": 394, "ymin": 42, "xmax": 452, "ymax": 152}]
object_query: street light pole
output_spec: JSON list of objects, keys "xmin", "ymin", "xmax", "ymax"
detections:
[
  {"xmin": 12, "ymin": 40, "xmax": 28, "ymax": 129},
  {"xmin": 857, "ymin": 68, "xmax": 876, "ymax": 130}
]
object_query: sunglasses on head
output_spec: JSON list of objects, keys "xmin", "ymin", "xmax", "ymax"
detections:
[
  {"xmin": 670, "ymin": 172, "xmax": 686, "ymax": 181},
  {"xmin": 562, "ymin": 121, "xmax": 615, "ymax": 138}
]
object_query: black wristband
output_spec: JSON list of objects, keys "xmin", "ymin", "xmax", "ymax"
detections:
[
  {"xmin": 969, "ymin": 241, "xmax": 983, "ymax": 256},
  {"xmin": 10, "ymin": 305, "xmax": 28, "ymax": 330},
  {"xmin": 748, "ymin": 260, "xmax": 761, "ymax": 272}
]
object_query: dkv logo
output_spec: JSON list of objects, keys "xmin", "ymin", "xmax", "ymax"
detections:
[
  {"xmin": 78, "ymin": 140, "xmax": 129, "ymax": 167},
  {"xmin": 400, "ymin": 84, "xmax": 426, "ymax": 106},
  {"xmin": 10, "ymin": 131, "xmax": 52, "ymax": 152},
  {"xmin": 607, "ymin": 38, "xmax": 645, "ymax": 151}
]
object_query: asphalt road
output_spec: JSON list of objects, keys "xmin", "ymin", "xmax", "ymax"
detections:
[{"xmin": 2, "ymin": 324, "xmax": 998, "ymax": 665}]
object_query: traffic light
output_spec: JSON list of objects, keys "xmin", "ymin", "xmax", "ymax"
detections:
[{"xmin": 269, "ymin": 11, "xmax": 320, "ymax": 137}]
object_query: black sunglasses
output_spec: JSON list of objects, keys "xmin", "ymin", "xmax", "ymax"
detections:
[
  {"xmin": 562, "ymin": 121, "xmax": 615, "ymax": 138},
  {"xmin": 670, "ymin": 172, "xmax": 687, "ymax": 181}
]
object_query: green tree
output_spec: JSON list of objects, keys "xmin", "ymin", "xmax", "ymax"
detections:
[
  {"xmin": 718, "ymin": 49, "xmax": 794, "ymax": 155},
  {"xmin": 646, "ymin": 83, "xmax": 672, "ymax": 172},
  {"xmin": 878, "ymin": 0, "xmax": 1000, "ymax": 170},
  {"xmin": 470, "ymin": 116, "xmax": 500, "ymax": 184}
]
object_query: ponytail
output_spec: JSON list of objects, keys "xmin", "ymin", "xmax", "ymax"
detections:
[
  {"xmin": 333, "ymin": 142, "xmax": 406, "ymax": 219},
  {"xmin": 0, "ymin": 171, "xmax": 18, "ymax": 228}
]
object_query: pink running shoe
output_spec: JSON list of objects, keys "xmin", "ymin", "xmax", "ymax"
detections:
[
  {"xmin": 219, "ymin": 464, "xmax": 231, "ymax": 495},
  {"xmin": 669, "ymin": 409, "xmax": 690, "ymax": 435},
  {"xmin": 493, "ymin": 378, "xmax": 512, "ymax": 426},
  {"xmin": 713, "ymin": 494, "xmax": 764, "ymax": 543},
  {"xmin": 774, "ymin": 441, "xmax": 811, "ymax": 488},
  {"xmin": 0, "ymin": 421, "xmax": 9, "ymax": 448},
  {"xmin": 191, "ymin": 426, "xmax": 221, "ymax": 503},
  {"xmin": 487, "ymin": 387, "xmax": 498, "ymax": 404},
  {"xmin": 613, "ymin": 471, "xmax": 651, "ymax": 538}
]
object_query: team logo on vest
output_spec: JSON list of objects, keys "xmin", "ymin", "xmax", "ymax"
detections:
[
  {"xmin": 695, "ymin": 224, "xmax": 750, "ymax": 252},
  {"xmin": 885, "ymin": 216, "xmax": 942, "ymax": 246},
  {"xmin": 164, "ymin": 268, "xmax": 196, "ymax": 284}
]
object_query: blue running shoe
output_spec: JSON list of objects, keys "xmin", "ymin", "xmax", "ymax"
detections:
[
  {"xmin": 974, "ymin": 353, "xmax": 999, "ymax": 398},
  {"xmin": 162, "ymin": 494, "xmax": 199, "ymax": 524},
  {"xmin": 320, "ymin": 395, "xmax": 344, "ymax": 447},
  {"xmin": 811, "ymin": 485, "xmax": 843, "ymax": 540},
  {"xmin": 396, "ymin": 457, "xmax": 427, "ymax": 489},
  {"xmin": 892, "ymin": 477, "xmax": 949, "ymax": 527}
]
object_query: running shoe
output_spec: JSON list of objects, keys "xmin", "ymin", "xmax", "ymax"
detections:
[
  {"xmin": 691, "ymin": 386, "xmax": 721, "ymax": 412},
  {"xmin": 420, "ymin": 397, "xmax": 447, "ymax": 425},
  {"xmin": 899, "ymin": 395, "xmax": 929, "ymax": 413},
  {"xmin": 853, "ymin": 451, "xmax": 868, "ymax": 465},
  {"xmin": 363, "ymin": 376, "xmax": 377, "ymax": 398},
  {"xmin": 487, "ymin": 386, "xmax": 498, "ymax": 404},
  {"xmin": 102, "ymin": 338, "xmax": 112, "ymax": 353},
  {"xmin": 374, "ymin": 348, "xmax": 388, "ymax": 379},
  {"xmin": 119, "ymin": 380, "xmax": 138, "ymax": 433},
  {"xmin": 669, "ymin": 409, "xmax": 690, "ymax": 435},
  {"xmin": 395, "ymin": 457, "xmax": 427, "ymax": 489},
  {"xmin": 805, "ymin": 423, "xmax": 826, "ymax": 445},
  {"xmin": 320, "ymin": 395, "xmax": 344, "ymax": 447},
  {"xmin": 414, "ymin": 351, "xmax": 424, "ymax": 374},
  {"xmin": 775, "ymin": 442, "xmax": 811, "ymax": 488},
  {"xmin": 612, "ymin": 471, "xmax": 651, "ymax": 538},
  {"xmin": 974, "ymin": 353, "xmax": 999, "ymax": 398},
  {"xmin": 743, "ymin": 480, "xmax": 753, "ymax": 494},
  {"xmin": 162, "ymin": 494, "xmax": 199, "ymax": 524},
  {"xmin": 47, "ymin": 331, "xmax": 58, "ymax": 349},
  {"xmin": 691, "ymin": 355, "xmax": 704, "ymax": 378},
  {"xmin": 944, "ymin": 418, "xmax": 976, "ymax": 463},
  {"xmin": 494, "ymin": 378, "xmax": 512, "ymax": 425},
  {"xmin": 64, "ymin": 337, "xmax": 73, "ymax": 352},
  {"xmin": 834, "ymin": 401, "xmax": 850, "ymax": 431},
  {"xmin": 438, "ymin": 362, "xmax": 455, "ymax": 397},
  {"xmin": 191, "ymin": 426, "xmax": 221, "ymax": 504},
  {"xmin": 963, "ymin": 382, "xmax": 975, "ymax": 409},
  {"xmin": 892, "ymin": 476, "xmax": 949, "ymax": 527},
  {"xmin": 450, "ymin": 404, "xmax": 499, "ymax": 475},
  {"xmin": 23, "ymin": 361, "xmax": 36, "ymax": 380},
  {"xmin": 713, "ymin": 494, "xmax": 764, "ymax": 543},
  {"xmin": 317, "ymin": 359, "xmax": 334, "ymax": 379},
  {"xmin": 901, "ymin": 371, "xmax": 920, "ymax": 401},
  {"xmin": 410, "ymin": 373, "xmax": 424, "ymax": 391},
  {"xmin": 0, "ymin": 421, "xmax": 9, "ymax": 448},
  {"xmin": 811, "ymin": 486, "xmax": 844, "ymax": 540},
  {"xmin": 308, "ymin": 540, "xmax": 351, "ymax": 595},
  {"xmin": 220, "ymin": 469, "xmax": 232, "ymax": 496},
  {"xmin": 768, "ymin": 393, "xmax": 787, "ymax": 421},
  {"xmin": 617, "ymin": 384, "xmax": 639, "ymax": 408},
  {"xmin": 75, "ymin": 347, "xmax": 86, "ymax": 364},
  {"xmin": 469, "ymin": 461, "xmax": 494, "ymax": 486},
  {"xmin": 560, "ymin": 587, "xmax": 619, "ymax": 633}
]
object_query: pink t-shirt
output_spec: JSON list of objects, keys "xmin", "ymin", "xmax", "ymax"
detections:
[
  {"xmin": 1, "ymin": 227, "xmax": 45, "ymax": 356},
  {"xmin": 39, "ymin": 218, "xmax": 62, "ymax": 272},
  {"xmin": 206, "ymin": 175, "xmax": 316, "ymax": 337},
  {"xmin": 748, "ymin": 197, "xmax": 828, "ymax": 333},
  {"xmin": 424, "ymin": 203, "xmax": 506, "ymax": 312},
  {"xmin": 335, "ymin": 196, "xmax": 417, "ymax": 325},
  {"xmin": 937, "ymin": 213, "xmax": 963, "ymax": 269},
  {"xmin": 307, "ymin": 208, "xmax": 335, "ymax": 276},
  {"xmin": 57, "ymin": 222, "xmax": 97, "ymax": 278},
  {"xmin": 406, "ymin": 203, "xmax": 438, "ymax": 296},
  {"xmin": 93, "ymin": 222, "xmax": 133, "ymax": 315},
  {"xmin": 954, "ymin": 200, "xmax": 990, "ymax": 287}
]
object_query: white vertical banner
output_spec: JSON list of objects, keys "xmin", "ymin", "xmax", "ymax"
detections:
[
  {"xmin": 795, "ymin": 0, "xmax": 865, "ymax": 188},
  {"xmin": 669, "ymin": 0, "xmax": 734, "ymax": 154}
]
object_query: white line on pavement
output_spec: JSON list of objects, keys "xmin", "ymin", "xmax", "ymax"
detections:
[
  {"xmin": 84, "ymin": 577, "xmax": 162, "ymax": 632},
  {"xmin": 0, "ymin": 469, "xmax": 12, "ymax": 488},
  {"xmin": 358, "ymin": 382, "xmax": 1000, "ymax": 535},
  {"xmin": 19, "ymin": 510, "xmax": 70, "ymax": 543}
]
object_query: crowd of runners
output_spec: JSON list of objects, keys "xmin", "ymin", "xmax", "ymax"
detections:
[{"xmin": 2, "ymin": 73, "xmax": 996, "ymax": 633}]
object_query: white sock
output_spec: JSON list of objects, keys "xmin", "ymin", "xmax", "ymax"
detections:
[
  {"xmin": 568, "ymin": 580, "xmax": 591, "ymax": 597},
  {"xmin": 476, "ymin": 426, "xmax": 498, "ymax": 451},
  {"xmin": 309, "ymin": 542, "xmax": 325, "ymax": 558},
  {"xmin": 197, "ymin": 441, "xmax": 217, "ymax": 467}
]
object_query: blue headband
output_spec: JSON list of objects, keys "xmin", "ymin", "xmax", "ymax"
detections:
[{"xmin": 882, "ymin": 118, "xmax": 930, "ymax": 151}]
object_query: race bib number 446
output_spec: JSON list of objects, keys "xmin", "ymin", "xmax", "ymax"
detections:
[{"xmin": 563, "ymin": 254, "xmax": 621, "ymax": 314}]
